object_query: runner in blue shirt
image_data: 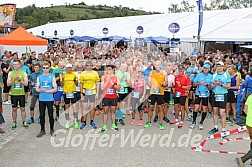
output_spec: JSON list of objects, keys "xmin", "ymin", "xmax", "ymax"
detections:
[
  {"xmin": 209, "ymin": 61, "xmax": 231, "ymax": 134},
  {"xmin": 190, "ymin": 64, "xmax": 212, "ymax": 130},
  {"xmin": 36, "ymin": 62, "xmax": 57, "ymax": 138},
  {"xmin": 28, "ymin": 64, "xmax": 42, "ymax": 124}
]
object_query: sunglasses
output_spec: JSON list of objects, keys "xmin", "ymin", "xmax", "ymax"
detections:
[{"xmin": 43, "ymin": 67, "xmax": 50, "ymax": 69}]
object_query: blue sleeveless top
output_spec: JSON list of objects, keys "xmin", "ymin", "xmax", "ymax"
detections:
[{"xmin": 38, "ymin": 74, "xmax": 54, "ymax": 101}]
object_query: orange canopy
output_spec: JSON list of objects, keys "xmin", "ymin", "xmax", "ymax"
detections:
[{"xmin": 0, "ymin": 27, "xmax": 48, "ymax": 46}]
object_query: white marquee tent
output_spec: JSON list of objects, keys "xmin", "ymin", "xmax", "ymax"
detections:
[{"xmin": 27, "ymin": 8, "xmax": 252, "ymax": 54}]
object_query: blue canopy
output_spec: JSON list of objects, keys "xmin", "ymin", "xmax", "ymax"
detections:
[
  {"xmin": 144, "ymin": 36, "xmax": 170, "ymax": 44},
  {"xmin": 65, "ymin": 36, "xmax": 98, "ymax": 42},
  {"xmin": 107, "ymin": 36, "xmax": 130, "ymax": 42}
]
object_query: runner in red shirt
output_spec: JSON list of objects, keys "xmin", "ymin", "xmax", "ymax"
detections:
[
  {"xmin": 100, "ymin": 65, "xmax": 120, "ymax": 132},
  {"xmin": 170, "ymin": 64, "xmax": 190, "ymax": 128}
]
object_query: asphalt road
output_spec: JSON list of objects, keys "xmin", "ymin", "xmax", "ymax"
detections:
[{"xmin": 0, "ymin": 100, "xmax": 250, "ymax": 167}]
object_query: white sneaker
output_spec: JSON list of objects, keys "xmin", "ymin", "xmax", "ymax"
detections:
[
  {"xmin": 198, "ymin": 124, "xmax": 204, "ymax": 130},
  {"xmin": 190, "ymin": 123, "xmax": 196, "ymax": 129},
  {"xmin": 3, "ymin": 101, "xmax": 11, "ymax": 105}
]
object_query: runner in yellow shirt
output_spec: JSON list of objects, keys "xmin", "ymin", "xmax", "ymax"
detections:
[
  {"xmin": 79, "ymin": 60, "xmax": 100, "ymax": 129},
  {"xmin": 60, "ymin": 63, "xmax": 78, "ymax": 130}
]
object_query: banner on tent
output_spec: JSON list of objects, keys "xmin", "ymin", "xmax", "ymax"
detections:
[{"xmin": 0, "ymin": 4, "xmax": 16, "ymax": 26}]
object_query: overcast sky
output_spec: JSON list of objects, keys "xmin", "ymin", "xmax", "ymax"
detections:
[{"xmin": 7, "ymin": 0, "xmax": 208, "ymax": 13}]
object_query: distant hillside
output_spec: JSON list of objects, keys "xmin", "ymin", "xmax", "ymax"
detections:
[{"xmin": 15, "ymin": 2, "xmax": 161, "ymax": 29}]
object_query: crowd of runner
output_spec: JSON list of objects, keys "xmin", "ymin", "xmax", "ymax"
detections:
[{"xmin": 0, "ymin": 44, "xmax": 251, "ymax": 139}]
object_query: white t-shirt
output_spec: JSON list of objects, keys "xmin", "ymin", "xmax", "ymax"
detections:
[{"xmin": 165, "ymin": 74, "xmax": 175, "ymax": 92}]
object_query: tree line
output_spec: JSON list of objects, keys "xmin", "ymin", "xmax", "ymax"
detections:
[{"xmin": 168, "ymin": 0, "xmax": 252, "ymax": 13}]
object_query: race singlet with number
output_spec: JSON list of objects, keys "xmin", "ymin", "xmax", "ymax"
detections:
[{"xmin": 66, "ymin": 92, "xmax": 74, "ymax": 99}]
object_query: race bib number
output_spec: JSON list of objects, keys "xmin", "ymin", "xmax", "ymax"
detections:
[
  {"xmin": 132, "ymin": 92, "xmax": 140, "ymax": 98},
  {"xmin": 76, "ymin": 86, "xmax": 80, "ymax": 92},
  {"xmin": 85, "ymin": 89, "xmax": 92, "ymax": 95},
  {"xmin": 119, "ymin": 87, "xmax": 125, "ymax": 93},
  {"xmin": 153, "ymin": 88, "xmax": 160, "ymax": 94},
  {"xmin": 215, "ymin": 95, "xmax": 224, "ymax": 102},
  {"xmin": 58, "ymin": 86, "xmax": 63, "ymax": 92},
  {"xmin": 176, "ymin": 92, "xmax": 181, "ymax": 98},
  {"xmin": 199, "ymin": 92, "xmax": 207, "ymax": 98},
  {"xmin": 66, "ymin": 92, "xmax": 74, "ymax": 99},
  {"xmin": 42, "ymin": 81, "xmax": 49, "ymax": 88},
  {"xmin": 107, "ymin": 89, "xmax": 115, "ymax": 95},
  {"xmin": 14, "ymin": 83, "xmax": 22, "ymax": 90}
]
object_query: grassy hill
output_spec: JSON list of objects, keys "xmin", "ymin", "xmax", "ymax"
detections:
[{"xmin": 15, "ymin": 3, "xmax": 161, "ymax": 28}]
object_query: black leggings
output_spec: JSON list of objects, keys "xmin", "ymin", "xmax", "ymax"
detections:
[
  {"xmin": 131, "ymin": 98, "xmax": 143, "ymax": 112},
  {"xmin": 39, "ymin": 101, "xmax": 54, "ymax": 131}
]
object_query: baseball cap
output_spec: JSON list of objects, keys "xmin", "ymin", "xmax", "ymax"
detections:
[
  {"xmin": 216, "ymin": 62, "xmax": 224, "ymax": 66},
  {"xmin": 66, "ymin": 64, "xmax": 73, "ymax": 68},
  {"xmin": 178, "ymin": 64, "xmax": 185, "ymax": 69},
  {"xmin": 203, "ymin": 64, "xmax": 210, "ymax": 69}
]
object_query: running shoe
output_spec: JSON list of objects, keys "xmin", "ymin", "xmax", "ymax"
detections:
[
  {"xmin": 2, "ymin": 101, "xmax": 11, "ymax": 105},
  {"xmin": 65, "ymin": 122, "xmax": 70, "ymax": 130},
  {"xmin": 163, "ymin": 117, "xmax": 170, "ymax": 123},
  {"xmin": 23, "ymin": 121, "xmax": 29, "ymax": 128},
  {"xmin": 90, "ymin": 122, "xmax": 97, "ymax": 129},
  {"xmin": 123, "ymin": 114, "xmax": 126, "ymax": 118},
  {"xmin": 27, "ymin": 118, "xmax": 34, "ymax": 124},
  {"xmin": 50, "ymin": 130, "xmax": 56, "ymax": 137},
  {"xmin": 74, "ymin": 121, "xmax": 79, "ymax": 129},
  {"xmin": 186, "ymin": 115, "xmax": 193, "ymax": 122},
  {"xmin": 11, "ymin": 122, "xmax": 17, "ymax": 129},
  {"xmin": 209, "ymin": 128, "xmax": 218, "ymax": 134},
  {"xmin": 153, "ymin": 115, "xmax": 158, "ymax": 123},
  {"xmin": 159, "ymin": 123, "xmax": 164, "ymax": 130},
  {"xmin": 170, "ymin": 120, "xmax": 179, "ymax": 125},
  {"xmin": 144, "ymin": 122, "xmax": 152, "ymax": 128},
  {"xmin": 111, "ymin": 124, "xmax": 119, "ymax": 131},
  {"xmin": 37, "ymin": 130, "xmax": 46, "ymax": 138},
  {"xmin": 131, "ymin": 119, "xmax": 135, "ymax": 125},
  {"xmin": 190, "ymin": 122, "xmax": 196, "ymax": 129},
  {"xmin": 80, "ymin": 122, "xmax": 87, "ymax": 129},
  {"xmin": 119, "ymin": 119, "xmax": 125, "ymax": 125},
  {"xmin": 101, "ymin": 125, "xmax": 107, "ymax": 133},
  {"xmin": 198, "ymin": 123, "xmax": 204, "ymax": 130},
  {"xmin": 178, "ymin": 122, "xmax": 183, "ymax": 128},
  {"xmin": 138, "ymin": 120, "xmax": 143, "ymax": 126}
]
